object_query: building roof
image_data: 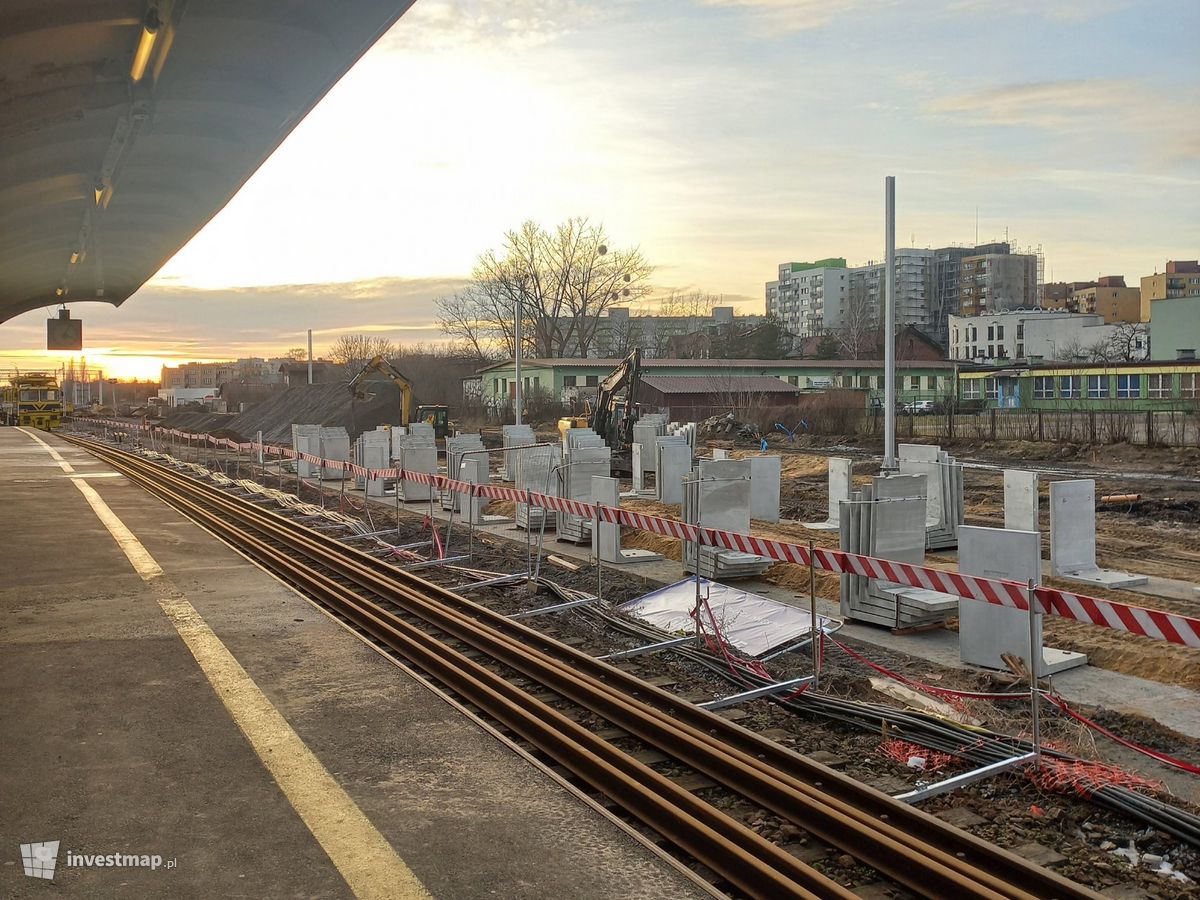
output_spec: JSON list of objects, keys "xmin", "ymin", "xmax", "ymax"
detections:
[
  {"xmin": 478, "ymin": 357, "xmax": 963, "ymax": 373},
  {"xmin": 1, "ymin": 0, "xmax": 412, "ymax": 324},
  {"xmin": 640, "ymin": 375, "xmax": 802, "ymax": 395}
]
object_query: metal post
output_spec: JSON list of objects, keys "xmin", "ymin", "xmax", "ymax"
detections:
[
  {"xmin": 1027, "ymin": 579, "xmax": 1042, "ymax": 764},
  {"xmin": 307, "ymin": 329, "xmax": 313, "ymax": 385},
  {"xmin": 809, "ymin": 538, "xmax": 820, "ymax": 688},
  {"xmin": 883, "ymin": 174, "xmax": 897, "ymax": 471},
  {"xmin": 513, "ymin": 300, "xmax": 522, "ymax": 426},
  {"xmin": 593, "ymin": 504, "xmax": 602, "ymax": 602}
]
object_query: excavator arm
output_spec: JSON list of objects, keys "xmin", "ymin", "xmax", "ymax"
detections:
[
  {"xmin": 347, "ymin": 354, "xmax": 413, "ymax": 424},
  {"xmin": 589, "ymin": 348, "xmax": 642, "ymax": 448}
]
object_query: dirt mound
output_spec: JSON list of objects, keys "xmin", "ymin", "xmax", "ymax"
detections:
[{"xmin": 222, "ymin": 381, "xmax": 405, "ymax": 445}]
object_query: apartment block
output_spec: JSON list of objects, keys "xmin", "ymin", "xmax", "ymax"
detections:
[
  {"xmin": 765, "ymin": 259, "xmax": 849, "ymax": 339},
  {"xmin": 847, "ymin": 248, "xmax": 934, "ymax": 333},
  {"xmin": 1070, "ymin": 276, "xmax": 1146, "ymax": 324},
  {"xmin": 958, "ymin": 251, "xmax": 1039, "ymax": 316},
  {"xmin": 1142, "ymin": 260, "xmax": 1200, "ymax": 302}
]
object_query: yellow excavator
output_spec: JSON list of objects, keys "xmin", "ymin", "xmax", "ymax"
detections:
[{"xmin": 348, "ymin": 355, "xmax": 449, "ymax": 438}]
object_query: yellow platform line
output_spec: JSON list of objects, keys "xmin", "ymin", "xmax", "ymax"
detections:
[{"xmin": 20, "ymin": 429, "xmax": 431, "ymax": 900}]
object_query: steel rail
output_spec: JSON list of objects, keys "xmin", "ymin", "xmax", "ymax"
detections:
[{"xmin": 71, "ymin": 437, "xmax": 1100, "ymax": 900}]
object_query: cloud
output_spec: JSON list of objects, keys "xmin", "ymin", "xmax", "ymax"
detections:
[
  {"xmin": 944, "ymin": 0, "xmax": 1129, "ymax": 22},
  {"xmin": 382, "ymin": 1, "xmax": 622, "ymax": 50},
  {"xmin": 697, "ymin": 0, "xmax": 875, "ymax": 32},
  {"xmin": 928, "ymin": 79, "xmax": 1137, "ymax": 129}
]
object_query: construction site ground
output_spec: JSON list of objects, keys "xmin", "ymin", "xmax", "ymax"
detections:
[{"xmin": 258, "ymin": 466, "xmax": 1200, "ymax": 897}]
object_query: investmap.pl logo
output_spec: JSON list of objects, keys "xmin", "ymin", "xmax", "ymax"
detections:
[{"xmin": 19, "ymin": 841, "xmax": 175, "ymax": 880}]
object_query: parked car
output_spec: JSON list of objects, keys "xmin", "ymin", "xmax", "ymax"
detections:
[{"xmin": 905, "ymin": 400, "xmax": 936, "ymax": 415}]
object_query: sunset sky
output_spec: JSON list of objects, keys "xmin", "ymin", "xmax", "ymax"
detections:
[{"xmin": 2, "ymin": 0, "xmax": 1197, "ymax": 379}]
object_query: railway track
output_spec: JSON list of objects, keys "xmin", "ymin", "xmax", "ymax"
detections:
[{"xmin": 66, "ymin": 434, "xmax": 1101, "ymax": 900}]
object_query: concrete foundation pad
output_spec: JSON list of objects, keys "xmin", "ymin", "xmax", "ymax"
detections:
[
  {"xmin": 1059, "ymin": 566, "xmax": 1150, "ymax": 589},
  {"xmin": 1042, "ymin": 646, "xmax": 1089, "ymax": 675},
  {"xmin": 613, "ymin": 548, "xmax": 663, "ymax": 565},
  {"xmin": 803, "ymin": 521, "xmax": 840, "ymax": 531}
]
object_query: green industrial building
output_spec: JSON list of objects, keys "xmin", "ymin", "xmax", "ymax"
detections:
[{"xmin": 959, "ymin": 360, "xmax": 1200, "ymax": 410}]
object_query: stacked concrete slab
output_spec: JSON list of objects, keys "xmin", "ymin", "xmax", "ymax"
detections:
[
  {"xmin": 839, "ymin": 474, "xmax": 957, "ymax": 629},
  {"xmin": 1050, "ymin": 479, "xmax": 1148, "ymax": 588},
  {"xmin": 393, "ymin": 432, "xmax": 437, "ymax": 502},
  {"xmin": 631, "ymin": 416, "xmax": 667, "ymax": 492},
  {"xmin": 501, "ymin": 424, "xmax": 535, "ymax": 480},
  {"xmin": 898, "ymin": 443, "xmax": 963, "ymax": 550},
  {"xmin": 591, "ymin": 475, "xmax": 661, "ymax": 565},
  {"xmin": 291, "ymin": 424, "xmax": 321, "ymax": 478},
  {"xmin": 805, "ymin": 457, "xmax": 852, "ymax": 531},
  {"xmin": 666, "ymin": 421, "xmax": 697, "ymax": 455},
  {"xmin": 557, "ymin": 446, "xmax": 611, "ymax": 543},
  {"xmin": 516, "ymin": 443, "xmax": 561, "ymax": 530},
  {"xmin": 958, "ymin": 525, "xmax": 1086, "ymax": 676},
  {"xmin": 442, "ymin": 433, "xmax": 485, "ymax": 511},
  {"xmin": 683, "ymin": 459, "xmax": 771, "ymax": 580},
  {"xmin": 353, "ymin": 429, "xmax": 392, "ymax": 497},
  {"xmin": 458, "ymin": 457, "xmax": 510, "ymax": 525}
]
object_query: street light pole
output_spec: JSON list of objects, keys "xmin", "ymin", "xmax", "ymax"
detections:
[
  {"xmin": 514, "ymin": 300, "xmax": 522, "ymax": 426},
  {"xmin": 883, "ymin": 175, "xmax": 897, "ymax": 470}
]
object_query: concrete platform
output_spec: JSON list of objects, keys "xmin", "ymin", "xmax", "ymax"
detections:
[{"xmin": 0, "ymin": 429, "xmax": 710, "ymax": 900}]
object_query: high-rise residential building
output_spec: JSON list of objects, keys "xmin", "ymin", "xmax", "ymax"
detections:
[
  {"xmin": 1070, "ymin": 276, "xmax": 1146, "ymax": 323},
  {"xmin": 847, "ymin": 248, "xmax": 934, "ymax": 334},
  {"xmin": 1142, "ymin": 260, "xmax": 1200, "ymax": 303},
  {"xmin": 958, "ymin": 251, "xmax": 1039, "ymax": 316},
  {"xmin": 765, "ymin": 259, "xmax": 849, "ymax": 339},
  {"xmin": 930, "ymin": 242, "xmax": 1010, "ymax": 348},
  {"xmin": 1042, "ymin": 281, "xmax": 1097, "ymax": 312}
]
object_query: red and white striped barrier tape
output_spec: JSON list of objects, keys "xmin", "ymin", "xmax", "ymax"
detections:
[{"xmin": 68, "ymin": 417, "xmax": 1200, "ymax": 648}]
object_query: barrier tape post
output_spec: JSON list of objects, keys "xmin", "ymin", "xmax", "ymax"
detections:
[
  {"xmin": 1028, "ymin": 578, "xmax": 1042, "ymax": 766},
  {"xmin": 809, "ymin": 538, "xmax": 820, "ymax": 689}
]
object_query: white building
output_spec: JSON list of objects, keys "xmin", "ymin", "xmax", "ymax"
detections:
[
  {"xmin": 948, "ymin": 310, "xmax": 1148, "ymax": 363},
  {"xmin": 765, "ymin": 259, "xmax": 849, "ymax": 339}
]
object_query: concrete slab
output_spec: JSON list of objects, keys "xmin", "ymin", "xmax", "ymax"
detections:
[
  {"xmin": 1003, "ymin": 469, "xmax": 1039, "ymax": 533},
  {"xmin": 0, "ymin": 430, "xmax": 706, "ymax": 900},
  {"xmin": 748, "ymin": 456, "xmax": 781, "ymax": 524},
  {"xmin": 591, "ymin": 476, "xmax": 661, "ymax": 566},
  {"xmin": 657, "ymin": 443, "xmax": 690, "ymax": 505},
  {"xmin": 804, "ymin": 456, "xmax": 851, "ymax": 531},
  {"xmin": 958, "ymin": 526, "xmax": 1085, "ymax": 676},
  {"xmin": 1049, "ymin": 479, "xmax": 1148, "ymax": 588}
]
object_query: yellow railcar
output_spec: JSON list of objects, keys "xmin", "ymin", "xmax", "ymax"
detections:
[{"xmin": 2, "ymin": 372, "xmax": 64, "ymax": 429}]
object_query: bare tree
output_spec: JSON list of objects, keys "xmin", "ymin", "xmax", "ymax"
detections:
[
  {"xmin": 1106, "ymin": 322, "xmax": 1148, "ymax": 362},
  {"xmin": 607, "ymin": 316, "xmax": 645, "ymax": 357},
  {"xmin": 1054, "ymin": 338, "xmax": 1089, "ymax": 363},
  {"xmin": 657, "ymin": 290, "xmax": 719, "ymax": 318},
  {"xmin": 328, "ymin": 334, "xmax": 398, "ymax": 373},
  {"xmin": 834, "ymin": 293, "xmax": 877, "ymax": 360},
  {"xmin": 283, "ymin": 347, "xmax": 307, "ymax": 361},
  {"xmin": 435, "ymin": 218, "xmax": 653, "ymax": 359}
]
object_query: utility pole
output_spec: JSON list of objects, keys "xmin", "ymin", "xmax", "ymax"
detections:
[
  {"xmin": 307, "ymin": 329, "xmax": 313, "ymax": 385},
  {"xmin": 513, "ymin": 302, "xmax": 522, "ymax": 426},
  {"xmin": 883, "ymin": 175, "xmax": 897, "ymax": 470}
]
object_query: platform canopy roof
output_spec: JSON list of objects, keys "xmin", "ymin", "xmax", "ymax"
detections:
[{"xmin": 0, "ymin": 0, "xmax": 413, "ymax": 325}]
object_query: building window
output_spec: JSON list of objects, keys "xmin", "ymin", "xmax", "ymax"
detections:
[
  {"xmin": 586, "ymin": 375, "xmax": 599, "ymax": 387},
  {"xmin": 996, "ymin": 325, "xmax": 1004, "ymax": 340},
  {"xmin": 493, "ymin": 378, "xmax": 500, "ymax": 393},
  {"xmin": 909, "ymin": 376, "xmax": 920, "ymax": 390},
  {"xmin": 963, "ymin": 380, "xmax": 981, "ymax": 399},
  {"xmin": 858, "ymin": 375, "xmax": 870, "ymax": 389},
  {"xmin": 1147, "ymin": 373, "xmax": 1171, "ymax": 399},
  {"xmin": 1034, "ymin": 376, "xmax": 1055, "ymax": 399},
  {"xmin": 1180, "ymin": 374, "xmax": 1198, "ymax": 399},
  {"xmin": 1016, "ymin": 343, "xmax": 1024, "ymax": 358},
  {"xmin": 1087, "ymin": 375, "xmax": 1108, "ymax": 399},
  {"xmin": 985, "ymin": 378, "xmax": 999, "ymax": 400},
  {"xmin": 1116, "ymin": 374, "xmax": 1141, "ymax": 399},
  {"xmin": 987, "ymin": 325, "xmax": 994, "ymax": 340},
  {"xmin": 563, "ymin": 375, "xmax": 577, "ymax": 387},
  {"xmin": 1059, "ymin": 376, "xmax": 1081, "ymax": 399},
  {"xmin": 926, "ymin": 375, "xmax": 936, "ymax": 390},
  {"xmin": 787, "ymin": 375, "xmax": 799, "ymax": 386}
]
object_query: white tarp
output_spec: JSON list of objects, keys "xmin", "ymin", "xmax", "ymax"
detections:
[{"xmin": 618, "ymin": 578, "xmax": 831, "ymax": 657}]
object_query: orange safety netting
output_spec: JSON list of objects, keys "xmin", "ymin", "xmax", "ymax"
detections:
[
  {"xmin": 1027, "ymin": 756, "xmax": 1163, "ymax": 799},
  {"xmin": 878, "ymin": 739, "xmax": 955, "ymax": 772}
]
